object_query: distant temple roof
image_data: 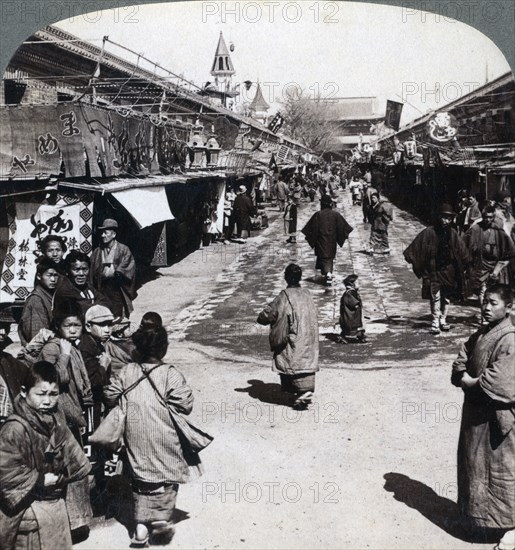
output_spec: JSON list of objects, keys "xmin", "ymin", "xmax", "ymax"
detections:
[
  {"xmin": 210, "ymin": 32, "xmax": 235, "ymax": 76},
  {"xmin": 328, "ymin": 97, "xmax": 380, "ymax": 120},
  {"xmin": 250, "ymin": 82, "xmax": 270, "ymax": 113}
]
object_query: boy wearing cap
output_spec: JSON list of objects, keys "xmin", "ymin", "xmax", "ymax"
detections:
[
  {"xmin": 404, "ymin": 204, "xmax": 471, "ymax": 334},
  {"xmin": 79, "ymin": 304, "xmax": 130, "ymax": 510},
  {"xmin": 90, "ymin": 219, "xmax": 136, "ymax": 318},
  {"xmin": 79, "ymin": 305, "xmax": 117, "ymax": 428},
  {"xmin": 338, "ymin": 274, "xmax": 366, "ymax": 344}
]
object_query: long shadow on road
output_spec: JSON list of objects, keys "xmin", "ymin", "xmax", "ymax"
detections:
[
  {"xmin": 383, "ymin": 473, "xmax": 503, "ymax": 545},
  {"xmin": 234, "ymin": 379, "xmax": 295, "ymax": 407}
]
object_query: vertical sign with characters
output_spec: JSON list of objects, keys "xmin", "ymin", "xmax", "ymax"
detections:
[{"xmin": 0, "ymin": 194, "xmax": 93, "ymax": 301}]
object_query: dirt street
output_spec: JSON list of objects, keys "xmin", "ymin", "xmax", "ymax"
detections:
[{"xmin": 76, "ymin": 190, "xmax": 494, "ymax": 550}]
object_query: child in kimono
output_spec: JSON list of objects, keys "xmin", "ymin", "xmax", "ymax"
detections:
[
  {"xmin": 37, "ymin": 300, "xmax": 93, "ymax": 534},
  {"xmin": 0, "ymin": 361, "xmax": 91, "ymax": 550},
  {"xmin": 451, "ymin": 284, "xmax": 514, "ymax": 550},
  {"xmin": 338, "ymin": 274, "xmax": 367, "ymax": 344},
  {"xmin": 284, "ymin": 195, "xmax": 298, "ymax": 244},
  {"xmin": 349, "ymin": 179, "xmax": 363, "ymax": 205}
]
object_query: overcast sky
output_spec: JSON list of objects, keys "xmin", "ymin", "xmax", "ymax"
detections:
[{"xmin": 56, "ymin": 1, "xmax": 512, "ymax": 125}]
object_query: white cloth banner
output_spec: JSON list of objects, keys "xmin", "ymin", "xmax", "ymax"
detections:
[
  {"xmin": 0, "ymin": 196, "xmax": 91, "ymax": 301},
  {"xmin": 208, "ymin": 181, "xmax": 226, "ymax": 234},
  {"xmin": 113, "ymin": 186, "xmax": 175, "ymax": 229}
]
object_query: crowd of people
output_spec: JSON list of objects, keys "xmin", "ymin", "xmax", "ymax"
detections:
[
  {"xmin": 259, "ymin": 161, "xmax": 514, "ymax": 550},
  {"xmin": 0, "ymin": 160, "xmax": 514, "ymax": 550},
  {"xmin": 0, "ymin": 217, "xmax": 212, "ymax": 549}
]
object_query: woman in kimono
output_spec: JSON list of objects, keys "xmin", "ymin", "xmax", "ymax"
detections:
[
  {"xmin": 37, "ymin": 300, "xmax": 93, "ymax": 535},
  {"xmin": 0, "ymin": 361, "xmax": 91, "ymax": 550},
  {"xmin": 451, "ymin": 284, "xmax": 515, "ymax": 550},
  {"xmin": 368, "ymin": 192, "xmax": 393, "ymax": 255},
  {"xmin": 104, "ymin": 324, "xmax": 205, "ymax": 547},
  {"xmin": 284, "ymin": 195, "xmax": 298, "ymax": 244},
  {"xmin": 257, "ymin": 263, "xmax": 319, "ymax": 409}
]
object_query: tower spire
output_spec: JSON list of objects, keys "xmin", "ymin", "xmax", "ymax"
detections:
[
  {"xmin": 211, "ymin": 31, "xmax": 235, "ymax": 78},
  {"xmin": 249, "ymin": 81, "xmax": 270, "ymax": 124},
  {"xmin": 250, "ymin": 82, "xmax": 270, "ymax": 113}
]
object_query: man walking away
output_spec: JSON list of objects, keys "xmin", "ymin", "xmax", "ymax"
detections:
[
  {"xmin": 302, "ymin": 195, "xmax": 353, "ymax": 286},
  {"xmin": 257, "ymin": 264, "xmax": 319, "ymax": 410},
  {"xmin": 404, "ymin": 203, "xmax": 471, "ymax": 335}
]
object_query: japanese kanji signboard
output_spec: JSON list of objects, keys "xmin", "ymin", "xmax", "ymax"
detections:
[{"xmin": 0, "ymin": 193, "xmax": 93, "ymax": 301}]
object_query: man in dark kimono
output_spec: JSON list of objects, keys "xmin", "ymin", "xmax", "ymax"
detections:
[
  {"xmin": 404, "ymin": 203, "xmax": 471, "ymax": 334},
  {"xmin": 232, "ymin": 186, "xmax": 255, "ymax": 243},
  {"xmin": 464, "ymin": 204, "xmax": 515, "ymax": 316},
  {"xmin": 302, "ymin": 194, "xmax": 353, "ymax": 285},
  {"xmin": 90, "ymin": 219, "xmax": 136, "ymax": 318},
  {"xmin": 54, "ymin": 251, "xmax": 110, "ymax": 317}
]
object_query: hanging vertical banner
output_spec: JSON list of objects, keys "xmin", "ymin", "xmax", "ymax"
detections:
[
  {"xmin": 0, "ymin": 193, "xmax": 93, "ymax": 301},
  {"xmin": 209, "ymin": 181, "xmax": 226, "ymax": 234},
  {"xmin": 57, "ymin": 103, "xmax": 86, "ymax": 177},
  {"xmin": 0, "ymin": 107, "xmax": 13, "ymax": 179},
  {"xmin": 278, "ymin": 145, "xmax": 289, "ymax": 161},
  {"xmin": 385, "ymin": 100, "xmax": 404, "ymax": 131},
  {"xmin": 32, "ymin": 105, "xmax": 62, "ymax": 177}
]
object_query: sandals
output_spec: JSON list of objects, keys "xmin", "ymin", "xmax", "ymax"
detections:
[
  {"xmin": 130, "ymin": 524, "xmax": 149, "ymax": 548},
  {"xmin": 495, "ymin": 529, "xmax": 515, "ymax": 550},
  {"xmin": 130, "ymin": 535, "xmax": 149, "ymax": 548},
  {"xmin": 149, "ymin": 521, "xmax": 176, "ymax": 545},
  {"xmin": 130, "ymin": 521, "xmax": 176, "ymax": 547},
  {"xmin": 293, "ymin": 391, "xmax": 314, "ymax": 410}
]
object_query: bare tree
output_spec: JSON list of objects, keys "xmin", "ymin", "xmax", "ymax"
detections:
[{"xmin": 280, "ymin": 88, "xmax": 340, "ymax": 154}]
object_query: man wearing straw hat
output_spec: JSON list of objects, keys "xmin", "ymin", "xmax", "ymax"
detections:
[{"xmin": 90, "ymin": 219, "xmax": 136, "ymax": 318}]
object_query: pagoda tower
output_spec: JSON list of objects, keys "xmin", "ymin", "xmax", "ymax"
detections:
[
  {"xmin": 249, "ymin": 81, "xmax": 270, "ymax": 125},
  {"xmin": 210, "ymin": 31, "xmax": 235, "ymax": 97}
]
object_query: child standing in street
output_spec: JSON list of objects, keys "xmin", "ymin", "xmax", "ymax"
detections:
[
  {"xmin": 284, "ymin": 195, "xmax": 298, "ymax": 244},
  {"xmin": 451, "ymin": 284, "xmax": 514, "ymax": 550},
  {"xmin": 338, "ymin": 274, "xmax": 367, "ymax": 344},
  {"xmin": 349, "ymin": 178, "xmax": 363, "ymax": 205},
  {"xmin": 0, "ymin": 361, "xmax": 91, "ymax": 550}
]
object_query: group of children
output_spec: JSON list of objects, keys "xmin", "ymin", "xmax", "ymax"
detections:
[{"xmin": 0, "ymin": 309, "xmax": 165, "ymax": 550}]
